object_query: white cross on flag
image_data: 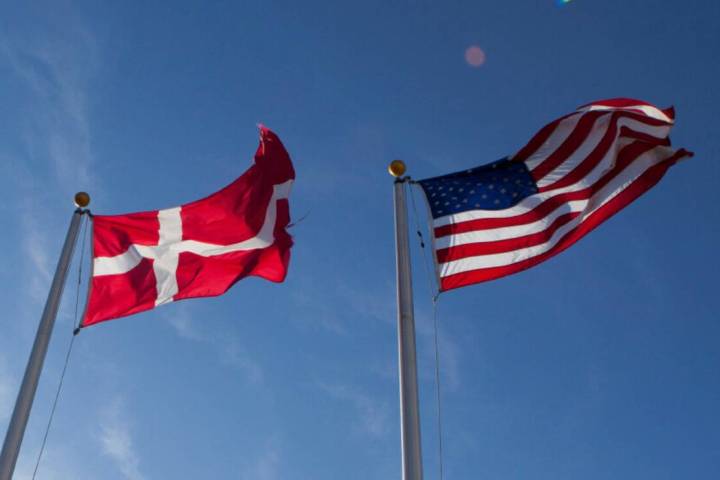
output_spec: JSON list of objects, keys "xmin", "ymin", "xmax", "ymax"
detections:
[{"xmin": 82, "ymin": 127, "xmax": 295, "ymax": 327}]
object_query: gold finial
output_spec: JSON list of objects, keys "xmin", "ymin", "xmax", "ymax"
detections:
[
  {"xmin": 388, "ymin": 159, "xmax": 407, "ymax": 178},
  {"xmin": 74, "ymin": 191, "xmax": 90, "ymax": 208}
]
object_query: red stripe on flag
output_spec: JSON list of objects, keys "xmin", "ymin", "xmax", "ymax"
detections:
[
  {"xmin": 93, "ymin": 212, "xmax": 160, "ymax": 257},
  {"xmin": 577, "ymin": 98, "xmax": 675, "ymax": 122},
  {"xmin": 436, "ymin": 211, "xmax": 579, "ymax": 263},
  {"xmin": 618, "ymin": 126, "xmax": 671, "ymax": 146},
  {"xmin": 438, "ymin": 149, "xmax": 691, "ymax": 291},
  {"xmin": 434, "ymin": 189, "xmax": 589, "ymax": 237},
  {"xmin": 536, "ymin": 112, "xmax": 623, "ymax": 193},
  {"xmin": 82, "ymin": 127, "xmax": 295, "ymax": 328},
  {"xmin": 531, "ymin": 110, "xmax": 672, "ymax": 186},
  {"xmin": 511, "ymin": 112, "xmax": 575, "ymax": 163},
  {"xmin": 83, "ymin": 259, "xmax": 158, "ymax": 326},
  {"xmin": 529, "ymin": 111, "xmax": 607, "ymax": 181},
  {"xmin": 174, "ymin": 199, "xmax": 293, "ymax": 300},
  {"xmin": 434, "ymin": 141, "xmax": 660, "ymax": 238}
]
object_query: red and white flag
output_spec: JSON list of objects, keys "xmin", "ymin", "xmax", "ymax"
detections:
[
  {"xmin": 418, "ymin": 99, "xmax": 692, "ymax": 291},
  {"xmin": 82, "ymin": 127, "xmax": 295, "ymax": 327}
]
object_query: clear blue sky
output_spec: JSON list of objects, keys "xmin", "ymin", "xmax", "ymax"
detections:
[{"xmin": 1, "ymin": 1, "xmax": 719, "ymax": 479}]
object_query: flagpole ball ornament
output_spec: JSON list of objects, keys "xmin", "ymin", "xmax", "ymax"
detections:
[
  {"xmin": 388, "ymin": 159, "xmax": 406, "ymax": 177},
  {"xmin": 74, "ymin": 191, "xmax": 90, "ymax": 208}
]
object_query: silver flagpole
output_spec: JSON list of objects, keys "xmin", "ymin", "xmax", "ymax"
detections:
[
  {"xmin": 0, "ymin": 192, "xmax": 90, "ymax": 480},
  {"xmin": 389, "ymin": 161, "xmax": 424, "ymax": 480}
]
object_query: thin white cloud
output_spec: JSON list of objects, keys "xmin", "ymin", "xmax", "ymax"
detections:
[
  {"xmin": 98, "ymin": 398, "xmax": 146, "ymax": 480},
  {"xmin": 0, "ymin": 355, "xmax": 17, "ymax": 425},
  {"xmin": 164, "ymin": 305, "xmax": 264, "ymax": 384},
  {"xmin": 20, "ymin": 214, "xmax": 54, "ymax": 305},
  {"xmin": 319, "ymin": 383, "xmax": 390, "ymax": 437},
  {"xmin": 290, "ymin": 289, "xmax": 348, "ymax": 334},
  {"xmin": 165, "ymin": 307, "xmax": 207, "ymax": 342},
  {"xmin": 1, "ymin": 18, "xmax": 99, "ymax": 317},
  {"xmin": 238, "ymin": 443, "xmax": 280, "ymax": 480},
  {"xmin": 220, "ymin": 340, "xmax": 264, "ymax": 384},
  {"xmin": 0, "ymin": 155, "xmax": 56, "ymax": 309},
  {"xmin": 435, "ymin": 330, "xmax": 461, "ymax": 392},
  {"xmin": 290, "ymin": 278, "xmax": 395, "ymax": 334},
  {"xmin": 336, "ymin": 281, "xmax": 395, "ymax": 326},
  {"xmin": 1, "ymin": 23, "xmax": 97, "ymax": 190},
  {"xmin": 414, "ymin": 310, "xmax": 462, "ymax": 392}
]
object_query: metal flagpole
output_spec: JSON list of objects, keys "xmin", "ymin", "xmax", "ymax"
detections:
[
  {"xmin": 0, "ymin": 192, "xmax": 90, "ymax": 480},
  {"xmin": 389, "ymin": 160, "xmax": 424, "ymax": 480}
]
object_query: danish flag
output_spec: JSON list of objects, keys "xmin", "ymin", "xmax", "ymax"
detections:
[{"xmin": 82, "ymin": 127, "xmax": 295, "ymax": 327}]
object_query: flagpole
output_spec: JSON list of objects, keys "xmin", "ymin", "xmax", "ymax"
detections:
[
  {"xmin": 389, "ymin": 160, "xmax": 424, "ymax": 480},
  {"xmin": 0, "ymin": 192, "xmax": 90, "ymax": 480}
]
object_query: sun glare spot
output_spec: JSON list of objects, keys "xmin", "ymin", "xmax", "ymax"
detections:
[{"xmin": 464, "ymin": 45, "xmax": 486, "ymax": 67}]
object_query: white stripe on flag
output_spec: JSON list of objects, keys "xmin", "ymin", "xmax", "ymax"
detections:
[
  {"xmin": 523, "ymin": 112, "xmax": 583, "ymax": 171},
  {"xmin": 535, "ymin": 114, "xmax": 670, "ymax": 188},
  {"xmin": 93, "ymin": 248, "xmax": 143, "ymax": 276},
  {"xmin": 581, "ymin": 104, "xmax": 673, "ymax": 123},
  {"xmin": 433, "ymin": 124, "xmax": 662, "ymax": 230},
  {"xmin": 154, "ymin": 207, "xmax": 182, "ymax": 306},
  {"xmin": 434, "ymin": 199, "xmax": 587, "ymax": 249},
  {"xmin": 438, "ymin": 146, "xmax": 672, "ymax": 276},
  {"xmin": 92, "ymin": 180, "xmax": 294, "ymax": 279}
]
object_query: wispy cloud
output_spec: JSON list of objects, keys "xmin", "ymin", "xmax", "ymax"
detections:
[
  {"xmin": 98, "ymin": 398, "xmax": 146, "ymax": 480},
  {"xmin": 1, "ymin": 17, "xmax": 99, "ymax": 314},
  {"xmin": 20, "ymin": 214, "xmax": 55, "ymax": 304},
  {"xmin": 290, "ymin": 278, "xmax": 395, "ymax": 334},
  {"xmin": 0, "ymin": 355, "xmax": 17, "ymax": 425},
  {"xmin": 415, "ymin": 311, "xmax": 463, "ymax": 392},
  {"xmin": 238, "ymin": 441, "xmax": 281, "ymax": 480},
  {"xmin": 290, "ymin": 289, "xmax": 348, "ymax": 334},
  {"xmin": 164, "ymin": 305, "xmax": 264, "ymax": 384},
  {"xmin": 319, "ymin": 383, "xmax": 390, "ymax": 437},
  {"xmin": 220, "ymin": 339, "xmax": 264, "ymax": 383},
  {"xmin": 336, "ymin": 282, "xmax": 395, "ymax": 326},
  {"xmin": 434, "ymin": 330, "xmax": 461, "ymax": 391},
  {"xmin": 165, "ymin": 306, "xmax": 206, "ymax": 342},
  {"xmin": 1, "ymin": 23, "xmax": 97, "ymax": 190}
]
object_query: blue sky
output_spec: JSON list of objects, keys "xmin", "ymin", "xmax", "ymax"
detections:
[{"xmin": 1, "ymin": 1, "xmax": 719, "ymax": 479}]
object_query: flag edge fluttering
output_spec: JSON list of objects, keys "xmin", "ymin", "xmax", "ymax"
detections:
[
  {"xmin": 80, "ymin": 127, "xmax": 295, "ymax": 328},
  {"xmin": 417, "ymin": 98, "xmax": 693, "ymax": 292}
]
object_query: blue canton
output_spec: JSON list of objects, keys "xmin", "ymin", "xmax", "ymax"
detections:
[{"xmin": 418, "ymin": 158, "xmax": 538, "ymax": 219}]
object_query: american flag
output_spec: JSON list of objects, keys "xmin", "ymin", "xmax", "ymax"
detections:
[{"xmin": 417, "ymin": 99, "xmax": 692, "ymax": 291}]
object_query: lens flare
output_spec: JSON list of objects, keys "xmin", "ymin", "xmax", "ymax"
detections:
[
  {"xmin": 464, "ymin": 45, "xmax": 486, "ymax": 67},
  {"xmin": 556, "ymin": 0, "xmax": 573, "ymax": 5}
]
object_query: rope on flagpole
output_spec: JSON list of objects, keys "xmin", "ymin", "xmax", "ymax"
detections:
[
  {"xmin": 407, "ymin": 181, "xmax": 440, "ymax": 301},
  {"xmin": 31, "ymin": 212, "xmax": 90, "ymax": 480},
  {"xmin": 408, "ymin": 183, "xmax": 445, "ymax": 480},
  {"xmin": 288, "ymin": 208, "xmax": 312, "ymax": 229},
  {"xmin": 73, "ymin": 212, "xmax": 90, "ymax": 332},
  {"xmin": 429, "ymin": 295, "xmax": 443, "ymax": 480}
]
